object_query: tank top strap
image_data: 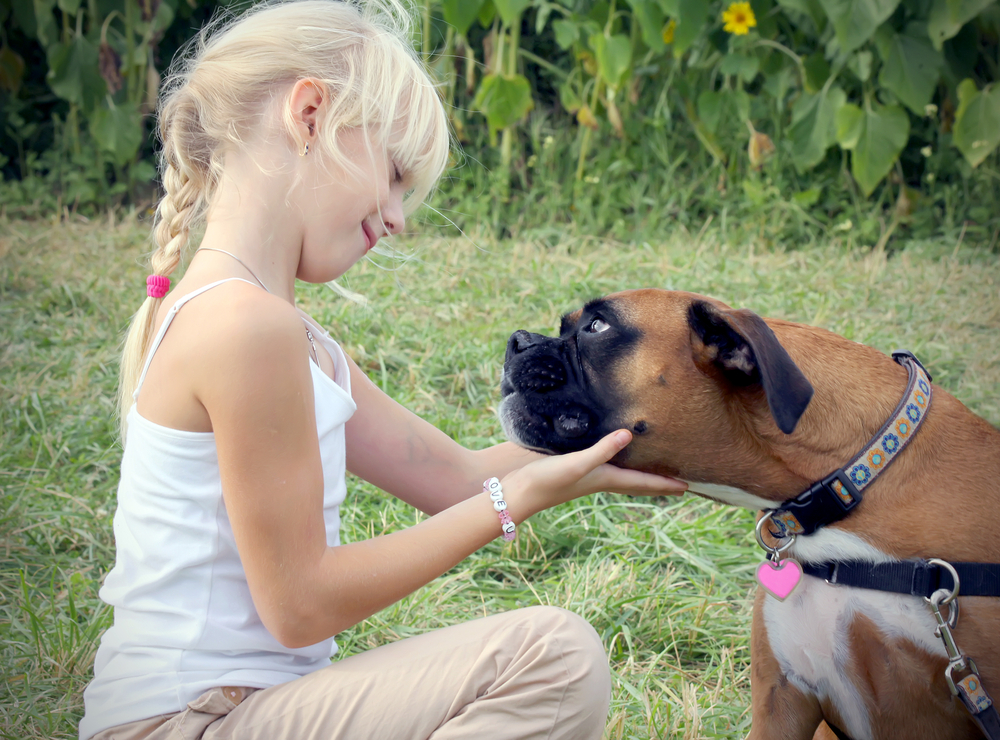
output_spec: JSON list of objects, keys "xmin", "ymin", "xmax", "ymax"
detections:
[{"xmin": 133, "ymin": 278, "xmax": 259, "ymax": 400}]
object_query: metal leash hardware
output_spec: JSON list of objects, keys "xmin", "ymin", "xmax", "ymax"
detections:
[
  {"xmin": 925, "ymin": 559, "xmax": 1000, "ymax": 740},
  {"xmin": 755, "ymin": 511, "xmax": 796, "ymax": 563}
]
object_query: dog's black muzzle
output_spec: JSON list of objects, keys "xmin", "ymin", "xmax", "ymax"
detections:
[{"xmin": 500, "ymin": 330, "xmax": 612, "ymax": 454}]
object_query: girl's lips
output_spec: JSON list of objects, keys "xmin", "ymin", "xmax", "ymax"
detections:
[{"xmin": 362, "ymin": 222, "xmax": 377, "ymax": 252}]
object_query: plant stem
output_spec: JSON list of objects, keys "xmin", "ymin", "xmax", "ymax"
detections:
[{"xmin": 576, "ymin": 78, "xmax": 604, "ymax": 181}]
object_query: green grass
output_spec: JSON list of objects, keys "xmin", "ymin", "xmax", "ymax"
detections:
[{"xmin": 1, "ymin": 213, "xmax": 998, "ymax": 739}]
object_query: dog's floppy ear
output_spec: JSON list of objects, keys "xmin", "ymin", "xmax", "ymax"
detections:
[{"xmin": 688, "ymin": 301, "xmax": 814, "ymax": 434}]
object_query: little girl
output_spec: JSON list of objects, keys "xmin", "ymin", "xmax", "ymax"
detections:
[{"xmin": 79, "ymin": 2, "xmax": 686, "ymax": 738}]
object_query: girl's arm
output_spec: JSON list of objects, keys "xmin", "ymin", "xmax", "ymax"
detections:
[
  {"xmin": 345, "ymin": 356, "xmax": 542, "ymax": 514},
  {"xmin": 203, "ymin": 297, "xmax": 685, "ymax": 649}
]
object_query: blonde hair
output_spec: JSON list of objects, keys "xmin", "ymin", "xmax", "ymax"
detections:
[{"xmin": 117, "ymin": 0, "xmax": 450, "ymax": 436}]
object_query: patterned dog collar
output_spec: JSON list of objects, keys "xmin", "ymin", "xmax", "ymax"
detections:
[{"xmin": 768, "ymin": 351, "xmax": 933, "ymax": 539}]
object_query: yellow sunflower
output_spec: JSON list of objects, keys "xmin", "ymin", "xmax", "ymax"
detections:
[{"xmin": 722, "ymin": 2, "xmax": 757, "ymax": 35}]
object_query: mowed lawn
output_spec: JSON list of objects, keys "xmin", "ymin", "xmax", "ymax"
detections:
[{"xmin": 1, "ymin": 214, "xmax": 998, "ymax": 739}]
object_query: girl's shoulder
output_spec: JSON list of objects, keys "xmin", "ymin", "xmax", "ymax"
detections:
[
  {"xmin": 158, "ymin": 278, "xmax": 317, "ymax": 387},
  {"xmin": 161, "ymin": 278, "xmax": 301, "ymax": 338}
]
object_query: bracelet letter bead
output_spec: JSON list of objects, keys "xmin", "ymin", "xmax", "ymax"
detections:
[{"xmin": 484, "ymin": 477, "xmax": 516, "ymax": 542}]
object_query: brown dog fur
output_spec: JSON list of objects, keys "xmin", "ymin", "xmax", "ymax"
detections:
[{"xmin": 562, "ymin": 290, "xmax": 1000, "ymax": 739}]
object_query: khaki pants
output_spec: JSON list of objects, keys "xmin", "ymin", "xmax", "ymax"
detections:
[{"xmin": 89, "ymin": 606, "xmax": 611, "ymax": 740}]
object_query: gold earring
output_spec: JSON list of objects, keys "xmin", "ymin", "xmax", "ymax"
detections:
[{"xmin": 300, "ymin": 142, "xmax": 310, "ymax": 157}]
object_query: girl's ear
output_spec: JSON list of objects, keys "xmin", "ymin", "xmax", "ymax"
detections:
[
  {"xmin": 288, "ymin": 78, "xmax": 326, "ymax": 150},
  {"xmin": 687, "ymin": 300, "xmax": 814, "ymax": 434}
]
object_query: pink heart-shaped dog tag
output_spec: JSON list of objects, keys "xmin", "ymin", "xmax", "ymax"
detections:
[{"xmin": 756, "ymin": 558, "xmax": 803, "ymax": 601}]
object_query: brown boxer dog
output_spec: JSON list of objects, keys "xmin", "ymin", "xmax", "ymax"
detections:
[{"xmin": 499, "ymin": 289, "xmax": 1000, "ymax": 740}]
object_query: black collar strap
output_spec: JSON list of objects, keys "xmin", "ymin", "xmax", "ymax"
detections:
[
  {"xmin": 802, "ymin": 559, "xmax": 1000, "ymax": 599},
  {"xmin": 768, "ymin": 351, "xmax": 933, "ymax": 539}
]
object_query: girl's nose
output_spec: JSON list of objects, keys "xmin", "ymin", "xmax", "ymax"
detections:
[{"xmin": 381, "ymin": 187, "xmax": 405, "ymax": 236}]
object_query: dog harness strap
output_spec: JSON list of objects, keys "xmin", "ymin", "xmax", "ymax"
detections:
[
  {"xmin": 801, "ymin": 560, "xmax": 1000, "ymax": 598},
  {"xmin": 767, "ymin": 352, "xmax": 932, "ymax": 539}
]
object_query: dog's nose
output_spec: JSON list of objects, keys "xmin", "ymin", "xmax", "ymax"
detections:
[{"xmin": 507, "ymin": 330, "xmax": 534, "ymax": 356}]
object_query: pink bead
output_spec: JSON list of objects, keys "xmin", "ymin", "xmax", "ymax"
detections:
[
  {"xmin": 146, "ymin": 275, "xmax": 170, "ymax": 298},
  {"xmin": 498, "ymin": 510, "xmax": 515, "ymax": 541}
]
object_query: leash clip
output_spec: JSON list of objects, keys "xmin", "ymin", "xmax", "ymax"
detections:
[{"xmin": 925, "ymin": 559, "xmax": 967, "ymax": 693}]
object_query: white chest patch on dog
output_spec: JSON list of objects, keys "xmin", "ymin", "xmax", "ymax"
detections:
[
  {"xmin": 786, "ymin": 527, "xmax": 898, "ymax": 564},
  {"xmin": 762, "ymin": 531, "xmax": 948, "ymax": 740}
]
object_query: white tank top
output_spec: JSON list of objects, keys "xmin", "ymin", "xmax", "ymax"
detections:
[{"xmin": 80, "ymin": 279, "xmax": 357, "ymax": 740}]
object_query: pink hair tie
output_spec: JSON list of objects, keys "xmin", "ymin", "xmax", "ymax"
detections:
[
  {"xmin": 485, "ymin": 477, "xmax": 516, "ymax": 542},
  {"xmin": 146, "ymin": 275, "xmax": 170, "ymax": 299}
]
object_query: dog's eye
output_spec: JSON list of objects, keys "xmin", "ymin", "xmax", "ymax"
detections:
[{"xmin": 587, "ymin": 317, "xmax": 610, "ymax": 334}]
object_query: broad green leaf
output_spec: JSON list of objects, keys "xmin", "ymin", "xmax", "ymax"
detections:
[
  {"xmin": 590, "ymin": 33, "xmax": 632, "ymax": 89},
  {"xmin": 477, "ymin": 0, "xmax": 497, "ymax": 27},
  {"xmin": 89, "ymin": 101, "xmax": 143, "ymax": 165},
  {"xmin": 10, "ymin": 0, "xmax": 38, "ymax": 37},
  {"xmin": 697, "ymin": 90, "xmax": 724, "ymax": 133},
  {"xmin": 953, "ymin": 79, "xmax": 1000, "ymax": 167},
  {"xmin": 473, "ymin": 72, "xmax": 534, "ymax": 132},
  {"xmin": 788, "ymin": 85, "xmax": 846, "ymax": 172},
  {"xmin": 733, "ymin": 88, "xmax": 750, "ymax": 120},
  {"xmin": 493, "ymin": 0, "xmax": 530, "ymax": 26},
  {"xmin": 46, "ymin": 35, "xmax": 105, "ymax": 111},
  {"xmin": 32, "ymin": 0, "xmax": 57, "ymax": 47},
  {"xmin": 657, "ymin": 0, "xmax": 680, "ymax": 15},
  {"xmin": 928, "ymin": 0, "xmax": 994, "ymax": 49},
  {"xmin": 835, "ymin": 102, "xmax": 864, "ymax": 148},
  {"xmin": 761, "ymin": 56, "xmax": 796, "ymax": 102},
  {"xmin": 553, "ymin": 19, "xmax": 580, "ymax": 49},
  {"xmin": 875, "ymin": 24, "xmax": 943, "ymax": 114},
  {"xmin": 558, "ymin": 81, "xmax": 583, "ymax": 113},
  {"xmin": 803, "ymin": 52, "xmax": 829, "ymax": 93},
  {"xmin": 720, "ymin": 53, "xmax": 760, "ymax": 81},
  {"xmin": 816, "ymin": 0, "xmax": 900, "ymax": 53},
  {"xmin": 150, "ymin": 0, "xmax": 175, "ymax": 33},
  {"xmin": 626, "ymin": 0, "xmax": 667, "ymax": 52},
  {"xmin": 847, "ymin": 50, "xmax": 873, "ymax": 82},
  {"xmin": 0, "ymin": 45, "xmax": 26, "ymax": 93},
  {"xmin": 793, "ymin": 188, "xmax": 822, "ymax": 206},
  {"xmin": 673, "ymin": 0, "xmax": 709, "ymax": 56},
  {"xmin": 751, "ymin": 0, "xmax": 779, "ymax": 37},
  {"xmin": 57, "ymin": 0, "xmax": 82, "ymax": 16},
  {"xmin": 442, "ymin": 0, "xmax": 486, "ymax": 36},
  {"xmin": 778, "ymin": 0, "xmax": 826, "ymax": 30},
  {"xmin": 841, "ymin": 102, "xmax": 910, "ymax": 195},
  {"xmin": 775, "ymin": 0, "xmax": 826, "ymax": 26}
]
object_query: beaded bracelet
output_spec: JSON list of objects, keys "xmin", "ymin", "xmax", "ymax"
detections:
[{"xmin": 484, "ymin": 477, "xmax": 516, "ymax": 542}]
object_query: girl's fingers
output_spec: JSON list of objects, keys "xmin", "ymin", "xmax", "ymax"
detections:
[
  {"xmin": 559, "ymin": 430, "xmax": 635, "ymax": 485},
  {"xmin": 598, "ymin": 464, "xmax": 688, "ymax": 495},
  {"xmin": 549, "ymin": 430, "xmax": 687, "ymax": 494}
]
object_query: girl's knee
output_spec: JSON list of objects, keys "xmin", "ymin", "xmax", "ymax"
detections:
[{"xmin": 517, "ymin": 606, "xmax": 611, "ymax": 704}]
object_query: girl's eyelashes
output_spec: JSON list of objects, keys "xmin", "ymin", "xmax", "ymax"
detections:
[{"xmin": 392, "ymin": 162, "xmax": 403, "ymax": 184}]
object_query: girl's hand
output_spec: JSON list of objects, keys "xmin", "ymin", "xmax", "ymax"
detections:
[{"xmin": 500, "ymin": 430, "xmax": 687, "ymax": 522}]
